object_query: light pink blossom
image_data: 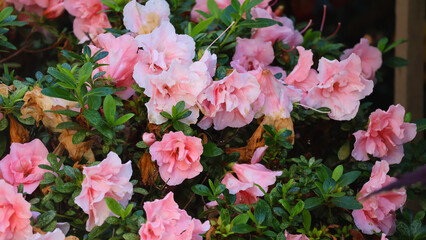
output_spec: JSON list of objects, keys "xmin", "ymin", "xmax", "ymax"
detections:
[
  {"xmin": 0, "ymin": 179, "xmax": 33, "ymax": 240},
  {"xmin": 381, "ymin": 234, "xmax": 389, "ymax": 240},
  {"xmin": 284, "ymin": 46, "xmax": 319, "ymax": 92},
  {"xmin": 352, "ymin": 104, "xmax": 417, "ymax": 164},
  {"xmin": 123, "ymin": 0, "xmax": 170, "ymax": 35},
  {"xmin": 302, "ymin": 54, "xmax": 373, "ymax": 120},
  {"xmin": 73, "ymin": 13, "xmax": 111, "ymax": 44},
  {"xmin": 197, "ymin": 71, "xmax": 261, "ymax": 130},
  {"xmin": 251, "ymin": 8, "xmax": 303, "ymax": 48},
  {"xmin": 341, "ymin": 38, "xmax": 382, "ymax": 80},
  {"xmin": 89, "ymin": 33, "xmax": 139, "ymax": 99},
  {"xmin": 150, "ymin": 131, "xmax": 203, "ymax": 186},
  {"xmin": 284, "ymin": 231, "xmax": 310, "ymax": 240},
  {"xmin": 74, "ymin": 152, "xmax": 133, "ymax": 231},
  {"xmin": 139, "ymin": 192, "xmax": 210, "ymax": 240},
  {"xmin": 64, "ymin": 0, "xmax": 101, "ymax": 19},
  {"xmin": 230, "ymin": 38, "xmax": 274, "ymax": 73},
  {"xmin": 0, "ymin": 138, "xmax": 49, "ymax": 194},
  {"xmin": 199, "ymin": 50, "xmax": 217, "ymax": 77},
  {"xmin": 29, "ymin": 229, "xmax": 66, "ymax": 240},
  {"xmin": 143, "ymin": 133, "xmax": 156, "ymax": 146},
  {"xmin": 7, "ymin": 0, "xmax": 64, "ymax": 18},
  {"xmin": 352, "ymin": 160, "xmax": 406, "ymax": 235}
]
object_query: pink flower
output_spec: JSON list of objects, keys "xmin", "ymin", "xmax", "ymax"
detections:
[
  {"xmin": 285, "ymin": 231, "xmax": 310, "ymax": 240},
  {"xmin": 341, "ymin": 38, "xmax": 382, "ymax": 80},
  {"xmin": 43, "ymin": 0, "xmax": 65, "ymax": 19},
  {"xmin": 352, "ymin": 104, "xmax": 417, "ymax": 164},
  {"xmin": 29, "ymin": 229, "xmax": 66, "ymax": 240},
  {"xmin": 251, "ymin": 8, "xmax": 303, "ymax": 48},
  {"xmin": 138, "ymin": 60, "xmax": 211, "ymax": 125},
  {"xmin": 230, "ymin": 38, "xmax": 274, "ymax": 73},
  {"xmin": 139, "ymin": 192, "xmax": 210, "ymax": 240},
  {"xmin": 222, "ymin": 150, "xmax": 282, "ymax": 205},
  {"xmin": 133, "ymin": 21, "xmax": 195, "ymax": 84},
  {"xmin": 0, "ymin": 179, "xmax": 33, "ymax": 240},
  {"xmin": 143, "ymin": 133, "xmax": 156, "ymax": 146},
  {"xmin": 89, "ymin": 33, "xmax": 139, "ymax": 99},
  {"xmin": 199, "ymin": 50, "xmax": 217, "ymax": 77},
  {"xmin": 284, "ymin": 46, "xmax": 319, "ymax": 92},
  {"xmin": 73, "ymin": 13, "xmax": 111, "ymax": 44},
  {"xmin": 0, "ymin": 139, "xmax": 49, "ymax": 194},
  {"xmin": 302, "ymin": 54, "xmax": 374, "ymax": 120},
  {"xmin": 64, "ymin": 0, "xmax": 101, "ymax": 19},
  {"xmin": 197, "ymin": 71, "xmax": 261, "ymax": 130},
  {"xmin": 7, "ymin": 0, "xmax": 64, "ymax": 18},
  {"xmin": 381, "ymin": 234, "xmax": 389, "ymax": 240},
  {"xmin": 352, "ymin": 160, "xmax": 406, "ymax": 235},
  {"xmin": 150, "ymin": 131, "xmax": 203, "ymax": 186},
  {"xmin": 123, "ymin": 0, "xmax": 170, "ymax": 35},
  {"xmin": 74, "ymin": 152, "xmax": 133, "ymax": 231}
]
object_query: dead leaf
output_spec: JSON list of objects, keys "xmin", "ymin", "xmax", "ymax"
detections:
[
  {"xmin": 58, "ymin": 130, "xmax": 94, "ymax": 162},
  {"xmin": 350, "ymin": 229, "xmax": 365, "ymax": 240},
  {"xmin": 65, "ymin": 236, "xmax": 79, "ymax": 240},
  {"xmin": 137, "ymin": 153, "xmax": 158, "ymax": 185},
  {"xmin": 41, "ymin": 186, "xmax": 52, "ymax": 195},
  {"xmin": 199, "ymin": 133, "xmax": 208, "ymax": 144},
  {"xmin": 9, "ymin": 115, "xmax": 29, "ymax": 143},
  {"xmin": 148, "ymin": 123, "xmax": 163, "ymax": 138},
  {"xmin": 32, "ymin": 227, "xmax": 45, "ymax": 235},
  {"xmin": 0, "ymin": 84, "xmax": 15, "ymax": 97}
]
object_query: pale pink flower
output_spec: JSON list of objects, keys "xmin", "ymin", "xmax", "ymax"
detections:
[
  {"xmin": 0, "ymin": 179, "xmax": 33, "ymax": 240},
  {"xmin": 352, "ymin": 104, "xmax": 417, "ymax": 164},
  {"xmin": 381, "ymin": 234, "xmax": 389, "ymax": 240},
  {"xmin": 284, "ymin": 46, "xmax": 319, "ymax": 92},
  {"xmin": 133, "ymin": 21, "xmax": 195, "ymax": 84},
  {"xmin": 29, "ymin": 229, "xmax": 66, "ymax": 240},
  {"xmin": 251, "ymin": 8, "xmax": 303, "ymax": 48},
  {"xmin": 89, "ymin": 33, "xmax": 139, "ymax": 99},
  {"xmin": 123, "ymin": 0, "xmax": 170, "ymax": 35},
  {"xmin": 302, "ymin": 54, "xmax": 374, "ymax": 120},
  {"xmin": 139, "ymin": 60, "xmax": 210, "ymax": 125},
  {"xmin": 143, "ymin": 133, "xmax": 156, "ymax": 146},
  {"xmin": 150, "ymin": 131, "xmax": 203, "ymax": 186},
  {"xmin": 285, "ymin": 231, "xmax": 310, "ymax": 240},
  {"xmin": 139, "ymin": 192, "xmax": 210, "ymax": 240},
  {"xmin": 7, "ymin": 0, "xmax": 64, "ymax": 18},
  {"xmin": 230, "ymin": 38, "xmax": 274, "ymax": 73},
  {"xmin": 64, "ymin": 0, "xmax": 101, "ymax": 19},
  {"xmin": 197, "ymin": 71, "xmax": 261, "ymax": 130},
  {"xmin": 199, "ymin": 50, "xmax": 217, "ymax": 77},
  {"xmin": 0, "ymin": 139, "xmax": 49, "ymax": 194},
  {"xmin": 352, "ymin": 160, "xmax": 406, "ymax": 235},
  {"xmin": 74, "ymin": 152, "xmax": 133, "ymax": 231},
  {"xmin": 341, "ymin": 38, "xmax": 382, "ymax": 80},
  {"xmin": 73, "ymin": 13, "xmax": 111, "ymax": 44}
]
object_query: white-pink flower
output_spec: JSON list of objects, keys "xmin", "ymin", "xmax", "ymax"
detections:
[
  {"xmin": 139, "ymin": 192, "xmax": 210, "ymax": 240},
  {"xmin": 123, "ymin": 0, "xmax": 170, "ymax": 35},
  {"xmin": 64, "ymin": 0, "xmax": 101, "ymax": 19},
  {"xmin": 230, "ymin": 38, "xmax": 274, "ymax": 73},
  {"xmin": 150, "ymin": 131, "xmax": 203, "ymax": 186},
  {"xmin": 29, "ymin": 229, "xmax": 66, "ymax": 240},
  {"xmin": 284, "ymin": 46, "xmax": 319, "ymax": 92},
  {"xmin": 74, "ymin": 152, "xmax": 133, "ymax": 231}
]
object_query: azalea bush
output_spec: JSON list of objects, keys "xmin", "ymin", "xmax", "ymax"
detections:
[{"xmin": 0, "ymin": 0, "xmax": 426, "ymax": 240}]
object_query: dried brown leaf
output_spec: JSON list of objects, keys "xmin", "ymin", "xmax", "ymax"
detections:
[
  {"xmin": 0, "ymin": 84, "xmax": 15, "ymax": 97},
  {"xmin": 65, "ymin": 236, "xmax": 80, "ymax": 240},
  {"xmin": 9, "ymin": 115, "xmax": 29, "ymax": 143},
  {"xmin": 350, "ymin": 229, "xmax": 365, "ymax": 240},
  {"xmin": 137, "ymin": 153, "xmax": 158, "ymax": 185},
  {"xmin": 58, "ymin": 130, "xmax": 94, "ymax": 162}
]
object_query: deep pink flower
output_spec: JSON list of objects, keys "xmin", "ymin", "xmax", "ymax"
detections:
[
  {"xmin": 29, "ymin": 229, "xmax": 66, "ymax": 240},
  {"xmin": 284, "ymin": 46, "xmax": 319, "ymax": 92},
  {"xmin": 0, "ymin": 179, "xmax": 33, "ymax": 240},
  {"xmin": 230, "ymin": 38, "xmax": 274, "ymax": 73},
  {"xmin": 139, "ymin": 192, "xmax": 210, "ymax": 240},
  {"xmin": 64, "ymin": 0, "xmax": 101, "ymax": 19},
  {"xmin": 0, "ymin": 139, "xmax": 49, "ymax": 194},
  {"xmin": 43, "ymin": 0, "xmax": 65, "ymax": 19},
  {"xmin": 123, "ymin": 0, "xmax": 170, "ymax": 35},
  {"xmin": 285, "ymin": 231, "xmax": 310, "ymax": 240},
  {"xmin": 73, "ymin": 13, "xmax": 111, "ymax": 44},
  {"xmin": 150, "ymin": 131, "xmax": 203, "ymax": 186},
  {"xmin": 143, "ymin": 133, "xmax": 156, "ymax": 146},
  {"xmin": 251, "ymin": 8, "xmax": 303, "ymax": 48},
  {"xmin": 341, "ymin": 38, "xmax": 382, "ymax": 80},
  {"xmin": 352, "ymin": 104, "xmax": 417, "ymax": 164},
  {"xmin": 302, "ymin": 54, "xmax": 374, "ymax": 120},
  {"xmin": 74, "ymin": 152, "xmax": 133, "ymax": 231},
  {"xmin": 89, "ymin": 33, "xmax": 139, "ymax": 99},
  {"xmin": 352, "ymin": 160, "xmax": 406, "ymax": 235},
  {"xmin": 197, "ymin": 71, "xmax": 261, "ymax": 130}
]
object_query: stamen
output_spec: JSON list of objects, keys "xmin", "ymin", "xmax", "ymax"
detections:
[
  {"xmin": 326, "ymin": 22, "xmax": 341, "ymax": 39},
  {"xmin": 297, "ymin": 103, "xmax": 331, "ymax": 114},
  {"xmin": 269, "ymin": 0, "xmax": 279, "ymax": 7},
  {"xmin": 300, "ymin": 19, "xmax": 312, "ymax": 34},
  {"xmin": 320, "ymin": 4, "xmax": 327, "ymax": 32},
  {"xmin": 206, "ymin": 21, "xmax": 235, "ymax": 51}
]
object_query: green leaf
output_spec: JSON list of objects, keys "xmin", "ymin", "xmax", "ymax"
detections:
[
  {"xmin": 83, "ymin": 109, "xmax": 102, "ymax": 126},
  {"xmin": 243, "ymin": 0, "xmax": 263, "ymax": 12},
  {"xmin": 192, "ymin": 184, "xmax": 212, "ymax": 197},
  {"xmin": 64, "ymin": 165, "xmax": 75, "ymax": 179},
  {"xmin": 114, "ymin": 113, "xmax": 134, "ymax": 126},
  {"xmin": 123, "ymin": 233, "xmax": 140, "ymax": 240},
  {"xmin": 316, "ymin": 165, "xmax": 329, "ymax": 182},
  {"xmin": 133, "ymin": 187, "xmax": 149, "ymax": 195},
  {"xmin": 87, "ymin": 224, "xmax": 109, "ymax": 239},
  {"xmin": 42, "ymin": 87, "xmax": 77, "ymax": 101},
  {"xmin": 78, "ymin": 62, "xmax": 93, "ymax": 86},
  {"xmin": 377, "ymin": 37, "xmax": 388, "ymax": 52},
  {"xmin": 103, "ymin": 95, "xmax": 116, "ymax": 124},
  {"xmin": 0, "ymin": 117, "xmax": 8, "ymax": 131},
  {"xmin": 415, "ymin": 118, "xmax": 426, "ymax": 132},
  {"xmin": 123, "ymin": 203, "xmax": 133, "ymax": 218},
  {"xmin": 160, "ymin": 111, "xmax": 172, "ymax": 119},
  {"xmin": 232, "ymin": 224, "xmax": 256, "ymax": 234},
  {"xmin": 48, "ymin": 67, "xmax": 76, "ymax": 88},
  {"xmin": 87, "ymin": 95, "xmax": 102, "ymax": 110},
  {"xmin": 323, "ymin": 178, "xmax": 336, "ymax": 193},
  {"xmin": 172, "ymin": 121, "xmax": 193, "ymax": 136},
  {"xmin": 0, "ymin": 7, "xmax": 13, "ymax": 22},
  {"xmin": 332, "ymin": 165, "xmax": 344, "ymax": 181},
  {"xmin": 384, "ymin": 38, "xmax": 406, "ymax": 53},
  {"xmin": 207, "ymin": 0, "xmax": 220, "ymax": 18},
  {"xmin": 202, "ymin": 142, "xmax": 224, "ymax": 157},
  {"xmin": 239, "ymin": 18, "xmax": 281, "ymax": 28},
  {"xmin": 191, "ymin": 17, "xmax": 215, "ymax": 37},
  {"xmin": 105, "ymin": 197, "xmax": 124, "ymax": 218},
  {"xmin": 255, "ymin": 199, "xmax": 272, "ymax": 225},
  {"xmin": 45, "ymin": 109, "xmax": 80, "ymax": 117},
  {"xmin": 56, "ymin": 122, "xmax": 83, "ymax": 130},
  {"xmin": 72, "ymin": 130, "xmax": 87, "ymax": 144},
  {"xmin": 302, "ymin": 209, "xmax": 311, "ymax": 232},
  {"xmin": 331, "ymin": 196, "xmax": 362, "ymax": 210},
  {"xmin": 36, "ymin": 210, "xmax": 56, "ymax": 228},
  {"xmin": 231, "ymin": 0, "xmax": 241, "ymax": 11},
  {"xmin": 46, "ymin": 153, "xmax": 59, "ymax": 171},
  {"xmin": 337, "ymin": 141, "xmax": 350, "ymax": 160},
  {"xmin": 0, "ymin": 39, "xmax": 16, "ymax": 50},
  {"xmin": 231, "ymin": 214, "xmax": 249, "ymax": 225},
  {"xmin": 304, "ymin": 197, "xmax": 323, "ymax": 210},
  {"xmin": 383, "ymin": 56, "xmax": 408, "ymax": 68},
  {"xmin": 10, "ymin": 85, "xmax": 28, "ymax": 100},
  {"xmin": 105, "ymin": 216, "xmax": 121, "ymax": 225},
  {"xmin": 85, "ymin": 87, "xmax": 114, "ymax": 97},
  {"xmin": 337, "ymin": 171, "xmax": 360, "ymax": 187}
]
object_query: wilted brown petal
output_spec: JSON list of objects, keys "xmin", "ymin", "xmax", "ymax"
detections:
[
  {"xmin": 138, "ymin": 152, "xmax": 158, "ymax": 185},
  {"xmin": 0, "ymin": 84, "xmax": 15, "ymax": 97},
  {"xmin": 9, "ymin": 115, "xmax": 29, "ymax": 143},
  {"xmin": 58, "ymin": 130, "xmax": 95, "ymax": 162}
]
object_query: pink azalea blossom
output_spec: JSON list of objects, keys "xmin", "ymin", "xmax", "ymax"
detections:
[
  {"xmin": 74, "ymin": 152, "xmax": 133, "ymax": 231},
  {"xmin": 352, "ymin": 160, "xmax": 406, "ymax": 235},
  {"xmin": 302, "ymin": 54, "xmax": 374, "ymax": 120},
  {"xmin": 64, "ymin": 0, "xmax": 101, "ymax": 19},
  {"xmin": 352, "ymin": 104, "xmax": 417, "ymax": 164},
  {"xmin": 29, "ymin": 229, "xmax": 66, "ymax": 240},
  {"xmin": 73, "ymin": 13, "xmax": 111, "ymax": 44},
  {"xmin": 123, "ymin": 0, "xmax": 170, "ymax": 35},
  {"xmin": 381, "ymin": 234, "xmax": 389, "ymax": 240},
  {"xmin": 197, "ymin": 71, "xmax": 261, "ymax": 130},
  {"xmin": 284, "ymin": 46, "xmax": 319, "ymax": 92},
  {"xmin": 251, "ymin": 8, "xmax": 303, "ymax": 48},
  {"xmin": 139, "ymin": 192, "xmax": 210, "ymax": 240},
  {"xmin": 7, "ymin": 0, "xmax": 64, "ymax": 18},
  {"xmin": 150, "ymin": 131, "xmax": 203, "ymax": 186},
  {"xmin": 0, "ymin": 138, "xmax": 49, "ymax": 194},
  {"xmin": 89, "ymin": 33, "xmax": 139, "ymax": 99},
  {"xmin": 341, "ymin": 38, "xmax": 382, "ymax": 80},
  {"xmin": 143, "ymin": 133, "xmax": 156, "ymax": 146},
  {"xmin": 285, "ymin": 230, "xmax": 310, "ymax": 240},
  {"xmin": 199, "ymin": 50, "xmax": 217, "ymax": 77},
  {"xmin": 43, "ymin": 0, "xmax": 65, "ymax": 19},
  {"xmin": 230, "ymin": 38, "xmax": 274, "ymax": 73},
  {"xmin": 0, "ymin": 179, "xmax": 33, "ymax": 240}
]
